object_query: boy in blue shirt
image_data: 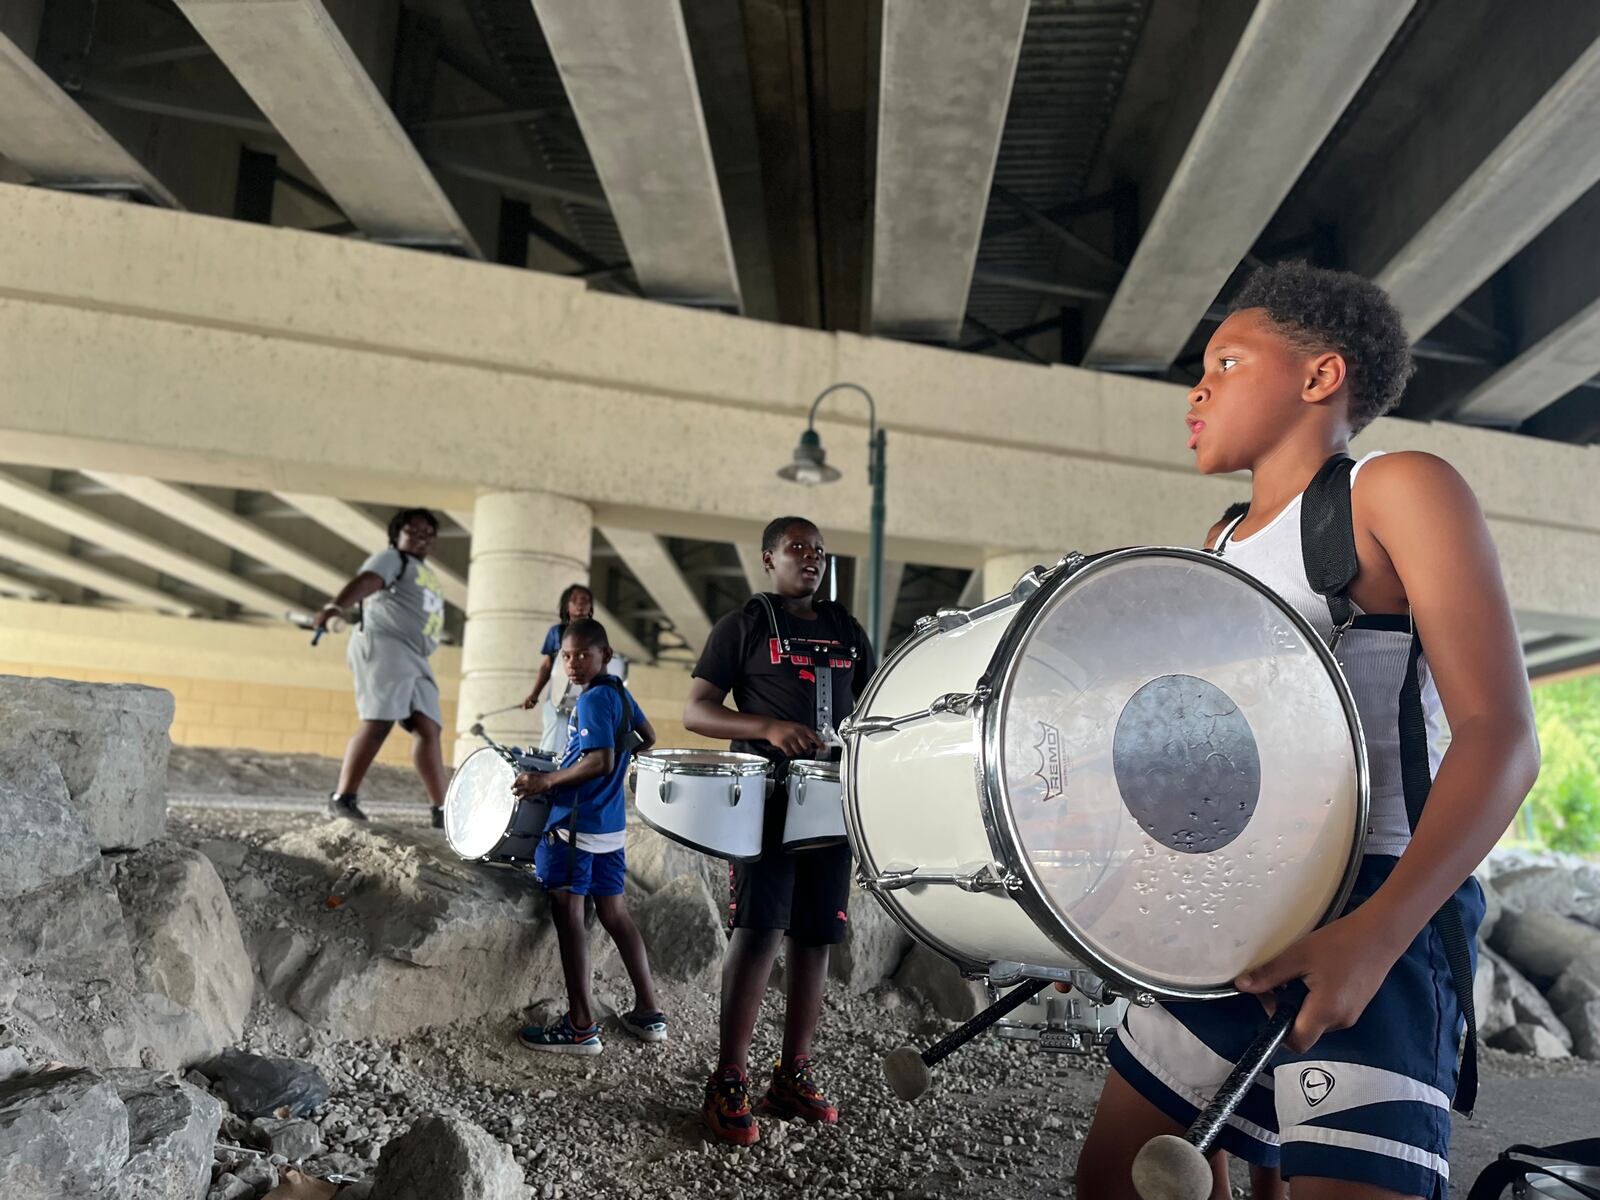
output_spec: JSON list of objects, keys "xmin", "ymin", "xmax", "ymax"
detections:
[{"xmin": 510, "ymin": 617, "xmax": 666, "ymax": 1054}]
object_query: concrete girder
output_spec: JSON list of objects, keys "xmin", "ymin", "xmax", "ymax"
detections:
[
  {"xmin": 1083, "ymin": 0, "xmax": 1411, "ymax": 369},
  {"xmin": 869, "ymin": 0, "xmax": 1030, "ymax": 342},
  {"xmin": 0, "ymin": 528, "xmax": 200, "ymax": 616},
  {"xmin": 2, "ymin": 187, "xmax": 1599, "ymax": 637},
  {"xmin": 957, "ymin": 569, "xmax": 983, "ymax": 609},
  {"xmin": 170, "ymin": 0, "xmax": 480, "ymax": 255},
  {"xmin": 1375, "ymin": 36, "xmax": 1600, "ymax": 340},
  {"xmin": 854, "ymin": 559, "xmax": 904, "ymax": 655},
  {"xmin": 597, "ymin": 527, "xmax": 714, "ymax": 653},
  {"xmin": 0, "ymin": 469, "xmax": 303, "ymax": 618},
  {"xmin": 734, "ymin": 543, "xmax": 768, "ymax": 598},
  {"xmin": 0, "ymin": 29, "xmax": 179, "ymax": 206},
  {"xmin": 84, "ymin": 472, "xmax": 348, "ymax": 596},
  {"xmin": 273, "ymin": 491, "xmax": 467, "ymax": 609},
  {"xmin": 527, "ymin": 0, "xmax": 740, "ymax": 309},
  {"xmin": 1452, "ymin": 184, "xmax": 1600, "ymax": 426},
  {"xmin": 0, "ymin": 565, "xmax": 56, "ymax": 600},
  {"xmin": 590, "ymin": 602, "xmax": 651, "ymax": 666},
  {"xmin": 1525, "ymin": 635, "xmax": 1600, "ymax": 675}
]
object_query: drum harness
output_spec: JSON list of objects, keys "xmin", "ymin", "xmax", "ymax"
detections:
[
  {"xmin": 752, "ymin": 593, "xmax": 862, "ymax": 784},
  {"xmin": 1221, "ymin": 453, "xmax": 1480, "ymax": 1115}
]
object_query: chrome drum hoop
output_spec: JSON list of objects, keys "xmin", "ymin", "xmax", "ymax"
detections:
[{"xmin": 974, "ymin": 545, "xmax": 1372, "ymax": 1004}]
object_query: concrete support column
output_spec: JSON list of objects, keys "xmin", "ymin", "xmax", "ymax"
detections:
[
  {"xmin": 454, "ymin": 491, "xmax": 591, "ymax": 766},
  {"xmin": 982, "ymin": 550, "xmax": 1055, "ymax": 603}
]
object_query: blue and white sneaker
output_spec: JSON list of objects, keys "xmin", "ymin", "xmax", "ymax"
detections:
[
  {"xmin": 517, "ymin": 1013, "xmax": 602, "ymax": 1056},
  {"xmin": 620, "ymin": 1010, "xmax": 669, "ymax": 1043}
]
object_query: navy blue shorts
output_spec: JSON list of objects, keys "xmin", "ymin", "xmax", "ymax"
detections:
[
  {"xmin": 1107, "ymin": 856, "xmax": 1483, "ymax": 1199},
  {"xmin": 533, "ymin": 837, "xmax": 626, "ymax": 897}
]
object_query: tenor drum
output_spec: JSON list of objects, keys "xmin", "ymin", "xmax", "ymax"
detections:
[
  {"xmin": 444, "ymin": 747, "xmax": 557, "ymax": 865},
  {"xmin": 781, "ymin": 760, "xmax": 847, "ymax": 851},
  {"xmin": 842, "ymin": 547, "xmax": 1368, "ymax": 1002},
  {"xmin": 633, "ymin": 750, "xmax": 771, "ymax": 862}
]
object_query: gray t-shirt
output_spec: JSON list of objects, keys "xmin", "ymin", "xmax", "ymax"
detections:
[{"xmin": 359, "ymin": 548, "xmax": 445, "ymax": 657}]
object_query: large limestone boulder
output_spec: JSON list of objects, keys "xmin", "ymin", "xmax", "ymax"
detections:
[
  {"xmin": 831, "ymin": 884, "xmax": 912, "ymax": 993},
  {"xmin": 0, "ymin": 1068, "xmax": 129, "ymax": 1198},
  {"xmin": 892, "ymin": 943, "xmax": 986, "ymax": 1022},
  {"xmin": 375, "ymin": 1115, "xmax": 529, "ymax": 1200},
  {"xmin": 0, "ymin": 675, "xmax": 173, "ymax": 850},
  {"xmin": 114, "ymin": 843, "xmax": 255, "ymax": 1061},
  {"xmin": 1489, "ymin": 909, "xmax": 1600, "ymax": 988},
  {"xmin": 1473, "ymin": 953, "xmax": 1517, "ymax": 1040},
  {"xmin": 1494, "ymin": 865, "xmax": 1593, "ymax": 917},
  {"xmin": 1478, "ymin": 947, "xmax": 1572, "ymax": 1050},
  {"xmin": 0, "ymin": 746, "xmax": 102, "ymax": 900},
  {"xmin": 623, "ymin": 821, "xmax": 729, "ymax": 901},
  {"xmin": 270, "ymin": 823, "xmax": 565, "ymax": 1039},
  {"xmin": 1563, "ymin": 1000, "xmax": 1600, "ymax": 1060},
  {"xmin": 634, "ymin": 873, "xmax": 726, "ymax": 988},
  {"xmin": 111, "ymin": 1070, "xmax": 224, "ymax": 1200}
]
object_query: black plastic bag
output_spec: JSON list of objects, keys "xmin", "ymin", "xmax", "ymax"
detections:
[{"xmin": 202, "ymin": 1049, "xmax": 330, "ymax": 1119}]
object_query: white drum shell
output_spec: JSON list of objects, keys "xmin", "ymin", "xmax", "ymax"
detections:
[
  {"xmin": 847, "ymin": 602, "xmax": 1067, "ymax": 972},
  {"xmin": 782, "ymin": 762, "xmax": 846, "ymax": 850},
  {"xmin": 634, "ymin": 752, "xmax": 769, "ymax": 862}
]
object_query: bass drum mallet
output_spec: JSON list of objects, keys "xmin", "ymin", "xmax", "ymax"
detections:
[
  {"xmin": 883, "ymin": 977, "xmax": 1051, "ymax": 1102},
  {"xmin": 1132, "ymin": 981, "xmax": 1309, "ymax": 1200}
]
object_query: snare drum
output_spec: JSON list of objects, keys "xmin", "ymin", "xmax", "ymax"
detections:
[
  {"xmin": 633, "ymin": 750, "xmax": 771, "ymax": 862},
  {"xmin": 841, "ymin": 547, "xmax": 1368, "ymax": 1002},
  {"xmin": 444, "ymin": 746, "xmax": 558, "ymax": 865},
  {"xmin": 781, "ymin": 760, "xmax": 847, "ymax": 851}
]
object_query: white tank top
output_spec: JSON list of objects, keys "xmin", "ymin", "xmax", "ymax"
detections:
[{"xmin": 1215, "ymin": 451, "xmax": 1445, "ymax": 856}]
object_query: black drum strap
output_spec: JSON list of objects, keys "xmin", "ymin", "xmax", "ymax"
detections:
[
  {"xmin": 1466, "ymin": 1140, "xmax": 1600, "ymax": 1200},
  {"xmin": 1300, "ymin": 452, "xmax": 1478, "ymax": 1115}
]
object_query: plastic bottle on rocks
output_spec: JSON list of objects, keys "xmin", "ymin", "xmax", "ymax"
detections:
[{"xmin": 325, "ymin": 867, "xmax": 366, "ymax": 909}]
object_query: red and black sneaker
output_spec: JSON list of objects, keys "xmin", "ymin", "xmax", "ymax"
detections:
[
  {"xmin": 703, "ymin": 1064, "xmax": 759, "ymax": 1146},
  {"xmin": 760, "ymin": 1056, "xmax": 839, "ymax": 1125}
]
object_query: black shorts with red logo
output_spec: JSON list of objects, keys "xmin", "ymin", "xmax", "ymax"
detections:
[{"xmin": 729, "ymin": 841, "xmax": 851, "ymax": 946}]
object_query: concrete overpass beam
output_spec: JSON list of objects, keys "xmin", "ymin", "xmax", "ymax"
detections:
[
  {"xmin": 1368, "ymin": 32, "xmax": 1600, "ymax": 338},
  {"xmin": 0, "ymin": 528, "xmax": 201, "ymax": 616},
  {"xmin": 869, "ymin": 0, "xmax": 1029, "ymax": 343},
  {"xmin": 597, "ymin": 527, "xmax": 714, "ymax": 654},
  {"xmin": 528, "ymin": 0, "xmax": 740, "ymax": 308},
  {"xmin": 1453, "ymin": 184, "xmax": 1600, "ymax": 426},
  {"xmin": 854, "ymin": 558, "xmax": 904, "ymax": 654},
  {"xmin": 1084, "ymin": 0, "xmax": 1410, "ymax": 369},
  {"xmin": 170, "ymin": 0, "xmax": 479, "ymax": 254},
  {"xmin": 734, "ymin": 542, "xmax": 769, "ymax": 598},
  {"xmin": 0, "ymin": 29, "xmax": 178, "ymax": 205},
  {"xmin": 0, "ymin": 565, "xmax": 56, "ymax": 601},
  {"xmin": 0, "ymin": 470, "xmax": 301, "ymax": 618},
  {"xmin": 85, "ymin": 473, "xmax": 349, "ymax": 596}
]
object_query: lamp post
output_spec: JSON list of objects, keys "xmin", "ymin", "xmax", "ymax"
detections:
[{"xmin": 777, "ymin": 383, "xmax": 887, "ymax": 647}]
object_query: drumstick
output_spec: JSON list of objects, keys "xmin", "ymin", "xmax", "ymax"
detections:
[
  {"xmin": 474, "ymin": 703, "xmax": 526, "ymax": 720},
  {"xmin": 1132, "ymin": 981, "xmax": 1309, "ymax": 1200},
  {"xmin": 883, "ymin": 978, "xmax": 1052, "ymax": 1101}
]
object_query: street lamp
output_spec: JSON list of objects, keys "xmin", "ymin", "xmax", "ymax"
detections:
[{"xmin": 777, "ymin": 383, "xmax": 887, "ymax": 647}]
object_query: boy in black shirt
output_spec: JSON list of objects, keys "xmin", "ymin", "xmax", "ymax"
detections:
[{"xmin": 685, "ymin": 516, "xmax": 876, "ymax": 1145}]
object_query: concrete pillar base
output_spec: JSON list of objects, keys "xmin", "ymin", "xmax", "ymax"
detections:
[{"xmin": 454, "ymin": 490, "xmax": 591, "ymax": 766}]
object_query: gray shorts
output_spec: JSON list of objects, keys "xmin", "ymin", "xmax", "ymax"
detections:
[{"xmin": 347, "ymin": 630, "xmax": 441, "ymax": 731}]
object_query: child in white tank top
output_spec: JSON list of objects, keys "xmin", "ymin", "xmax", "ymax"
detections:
[{"xmin": 1080, "ymin": 264, "xmax": 1540, "ymax": 1200}]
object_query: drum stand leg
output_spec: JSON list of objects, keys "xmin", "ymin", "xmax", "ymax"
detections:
[
  {"xmin": 1131, "ymin": 983, "xmax": 1307, "ymax": 1200},
  {"xmin": 882, "ymin": 979, "xmax": 1052, "ymax": 1102}
]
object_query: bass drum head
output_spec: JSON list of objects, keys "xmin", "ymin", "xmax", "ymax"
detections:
[
  {"xmin": 986, "ymin": 548, "xmax": 1367, "ymax": 998},
  {"xmin": 445, "ymin": 748, "xmax": 518, "ymax": 859}
]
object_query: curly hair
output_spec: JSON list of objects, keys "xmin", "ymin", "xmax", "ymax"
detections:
[
  {"xmin": 557, "ymin": 583, "xmax": 593, "ymax": 625},
  {"xmin": 1230, "ymin": 262, "xmax": 1414, "ymax": 433}
]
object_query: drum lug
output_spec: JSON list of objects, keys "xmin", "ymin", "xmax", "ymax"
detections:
[
  {"xmin": 730, "ymin": 779, "xmax": 741, "ymax": 807},
  {"xmin": 1011, "ymin": 552, "xmax": 1086, "ymax": 601}
]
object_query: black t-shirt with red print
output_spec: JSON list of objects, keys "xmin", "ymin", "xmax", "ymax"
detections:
[{"xmin": 691, "ymin": 595, "xmax": 877, "ymax": 766}]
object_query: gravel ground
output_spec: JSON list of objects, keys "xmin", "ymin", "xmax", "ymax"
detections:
[{"xmin": 167, "ymin": 748, "xmax": 1600, "ymax": 1198}]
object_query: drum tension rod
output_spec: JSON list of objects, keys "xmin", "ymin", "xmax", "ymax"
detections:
[
  {"xmin": 861, "ymin": 862, "xmax": 1019, "ymax": 894},
  {"xmin": 840, "ymin": 686, "xmax": 990, "ymax": 737}
]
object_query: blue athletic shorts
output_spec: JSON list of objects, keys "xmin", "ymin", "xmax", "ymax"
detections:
[
  {"xmin": 1107, "ymin": 856, "xmax": 1484, "ymax": 1199},
  {"xmin": 533, "ymin": 836, "xmax": 626, "ymax": 897}
]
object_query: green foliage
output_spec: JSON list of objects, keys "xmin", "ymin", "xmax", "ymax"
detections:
[{"xmin": 1525, "ymin": 674, "xmax": 1600, "ymax": 853}]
